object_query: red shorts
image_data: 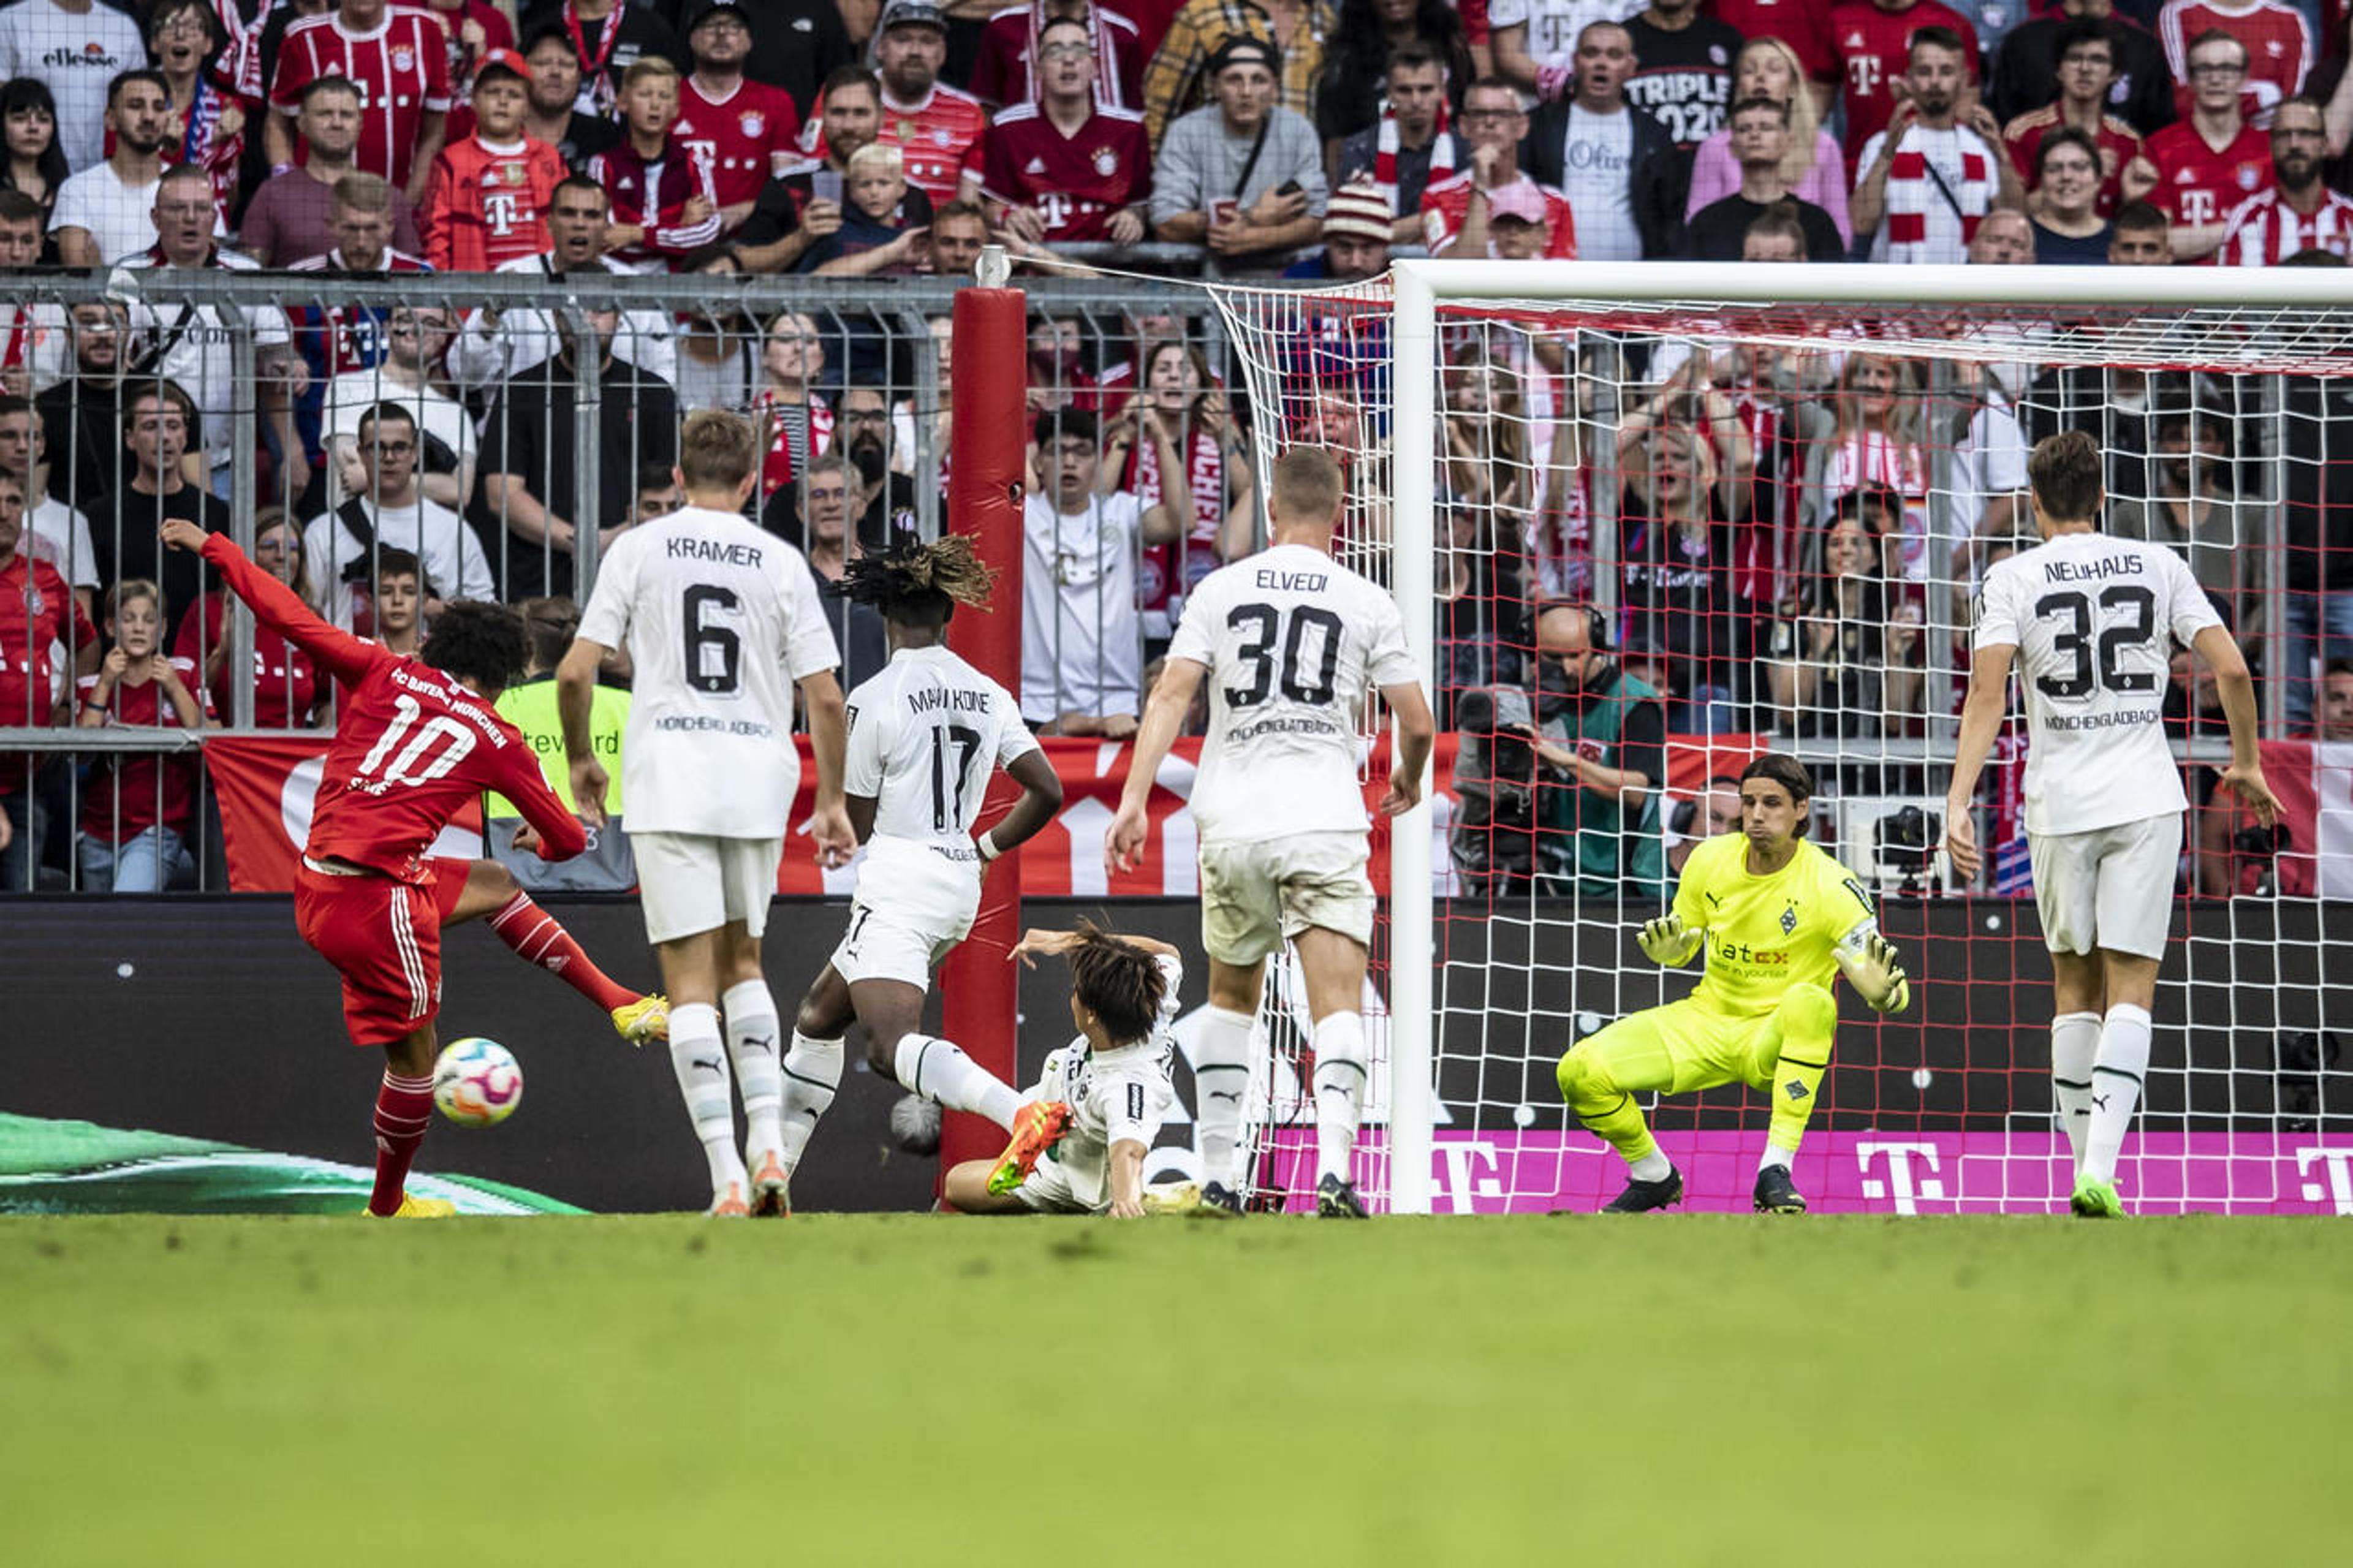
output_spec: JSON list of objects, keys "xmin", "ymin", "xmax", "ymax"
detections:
[
  {"xmin": 296, "ymin": 865, "xmax": 443, "ymax": 1047},
  {"xmin": 426, "ymin": 856, "xmax": 474, "ymax": 923}
]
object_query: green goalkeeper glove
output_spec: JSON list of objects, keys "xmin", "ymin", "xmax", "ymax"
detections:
[
  {"xmin": 1637, "ymin": 912, "xmax": 1702, "ymax": 967},
  {"xmin": 1840, "ymin": 933, "xmax": 1912, "ymax": 1015}
]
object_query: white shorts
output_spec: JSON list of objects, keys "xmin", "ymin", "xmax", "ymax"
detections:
[
  {"xmin": 2029, "ymin": 812, "xmax": 2182, "ymax": 960},
  {"xmin": 1198, "ymin": 830, "xmax": 1376, "ymax": 966},
  {"xmin": 828, "ymin": 848, "xmax": 981, "ymax": 988},
  {"xmin": 634, "ymin": 831, "xmax": 782, "ymax": 945},
  {"xmin": 1013, "ymin": 1154, "xmax": 1104, "ymax": 1214}
]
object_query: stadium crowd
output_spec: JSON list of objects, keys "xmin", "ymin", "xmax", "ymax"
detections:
[{"xmin": 5, "ymin": 0, "xmax": 2353, "ymax": 895}]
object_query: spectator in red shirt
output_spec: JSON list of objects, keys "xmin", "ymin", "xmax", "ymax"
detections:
[
  {"xmin": 267, "ymin": 0, "xmax": 453, "ymax": 207},
  {"xmin": 175, "ymin": 511, "xmax": 325, "ymax": 730},
  {"xmin": 2158, "ymin": 0, "xmax": 2313, "ymax": 123},
  {"xmin": 972, "ymin": 0, "xmax": 1148, "ymax": 112},
  {"xmin": 2127, "ymin": 26, "xmax": 2275, "ymax": 258},
  {"xmin": 2214, "ymin": 95, "xmax": 2353, "ymax": 262},
  {"xmin": 74, "ymin": 575, "xmax": 214, "ymax": 892},
  {"xmin": 589, "ymin": 56, "xmax": 721, "ymax": 268},
  {"xmin": 422, "ymin": 49, "xmax": 566, "ymax": 273},
  {"xmin": 672, "ymin": 1, "xmax": 801, "ymax": 229},
  {"xmin": 981, "ymin": 14, "xmax": 1151, "ymax": 246},
  {"xmin": 869, "ymin": 0, "xmax": 987, "ymax": 206},
  {"xmin": 2002, "ymin": 17, "xmax": 2153, "ymax": 217},
  {"xmin": 0, "ymin": 465, "xmax": 97, "ymax": 890},
  {"xmin": 244, "ymin": 77, "xmax": 426, "ymax": 268}
]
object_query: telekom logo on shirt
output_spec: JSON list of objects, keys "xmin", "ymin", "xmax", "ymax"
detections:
[{"xmin": 483, "ymin": 192, "xmax": 522, "ymax": 234}]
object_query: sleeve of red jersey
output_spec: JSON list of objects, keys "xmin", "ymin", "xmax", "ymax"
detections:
[
  {"xmin": 267, "ymin": 34, "xmax": 312, "ymax": 115},
  {"xmin": 423, "ymin": 15, "xmax": 455, "ymax": 112},
  {"xmin": 496, "ymin": 740, "xmax": 589, "ymax": 862},
  {"xmin": 652, "ymin": 156, "xmax": 723, "ymax": 254},
  {"xmin": 199, "ymin": 532, "xmax": 384, "ymax": 688},
  {"xmin": 422, "ymin": 153, "xmax": 457, "ymax": 273}
]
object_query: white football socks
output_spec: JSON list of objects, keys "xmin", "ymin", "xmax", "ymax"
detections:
[
  {"xmin": 1757, "ymin": 1143, "xmax": 1794, "ymax": 1174},
  {"xmin": 722, "ymin": 980, "xmax": 783, "ymax": 1162},
  {"xmin": 1310, "ymin": 1010, "xmax": 1368, "ymax": 1186},
  {"xmin": 775, "ymin": 1031, "xmax": 844, "ymax": 1174},
  {"xmin": 2081, "ymin": 1004, "xmax": 2153, "ymax": 1185},
  {"xmin": 1191, "ymin": 1006, "xmax": 1255, "ymax": 1191},
  {"xmin": 894, "ymin": 1033, "xmax": 1021, "ymax": 1131},
  {"xmin": 2050, "ymin": 1011, "xmax": 2102, "ymax": 1176},
  {"xmin": 1629, "ymin": 1150, "xmax": 1675, "ymax": 1182},
  {"xmin": 669, "ymin": 1003, "xmax": 744, "ymax": 1194}
]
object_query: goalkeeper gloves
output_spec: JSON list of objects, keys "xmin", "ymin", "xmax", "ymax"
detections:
[
  {"xmin": 1637, "ymin": 912, "xmax": 1702, "ymax": 968},
  {"xmin": 1841, "ymin": 933, "xmax": 1912, "ymax": 1015}
]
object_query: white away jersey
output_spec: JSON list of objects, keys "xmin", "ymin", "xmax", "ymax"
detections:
[
  {"xmin": 1975, "ymin": 531, "xmax": 2220, "ymax": 835},
  {"xmin": 1168, "ymin": 544, "xmax": 1418, "ymax": 846},
  {"xmin": 577, "ymin": 504, "xmax": 839, "ymax": 836},
  {"xmin": 1026, "ymin": 952, "xmax": 1183, "ymax": 1211},
  {"xmin": 844, "ymin": 645, "xmax": 1040, "ymax": 881}
]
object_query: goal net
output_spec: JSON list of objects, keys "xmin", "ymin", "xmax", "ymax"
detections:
[{"xmin": 1207, "ymin": 260, "xmax": 2353, "ymax": 1217}]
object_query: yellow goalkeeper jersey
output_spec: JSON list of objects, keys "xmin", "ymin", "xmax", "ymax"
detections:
[{"xmin": 1670, "ymin": 834, "xmax": 1880, "ymax": 1018}]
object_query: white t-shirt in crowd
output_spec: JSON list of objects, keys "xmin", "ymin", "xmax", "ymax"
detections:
[
  {"xmin": 0, "ymin": 1, "xmax": 146, "ymax": 171},
  {"xmin": 1557, "ymin": 105, "xmax": 1640, "ymax": 262},
  {"xmin": 1021, "ymin": 489, "xmax": 1144, "ymax": 721},
  {"xmin": 577, "ymin": 502, "xmax": 839, "ymax": 837},
  {"xmin": 49, "ymin": 163, "xmax": 160, "ymax": 264},
  {"xmin": 1167, "ymin": 542, "xmax": 1418, "ymax": 846},
  {"xmin": 303, "ymin": 494, "xmax": 497, "ymax": 626},
  {"xmin": 1975, "ymin": 530, "xmax": 2221, "ymax": 836}
]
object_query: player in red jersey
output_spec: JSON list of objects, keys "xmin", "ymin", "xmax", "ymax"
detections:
[
  {"xmin": 672, "ymin": 2, "xmax": 800, "ymax": 225},
  {"xmin": 2128, "ymin": 27, "xmax": 2275, "ymax": 259},
  {"xmin": 2159, "ymin": 0, "xmax": 2311, "ymax": 121},
  {"xmin": 423, "ymin": 49, "xmax": 566, "ymax": 274},
  {"xmin": 163, "ymin": 517, "xmax": 597, "ymax": 1218},
  {"xmin": 267, "ymin": 0, "xmax": 454, "ymax": 206},
  {"xmin": 1827, "ymin": 0, "xmax": 1980, "ymax": 173},
  {"xmin": 979, "ymin": 15, "xmax": 1150, "ymax": 244}
]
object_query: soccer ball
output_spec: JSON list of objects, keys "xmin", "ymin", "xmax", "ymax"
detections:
[
  {"xmin": 433, "ymin": 1037, "xmax": 523, "ymax": 1127},
  {"xmin": 888, "ymin": 1093, "xmax": 941, "ymax": 1154}
]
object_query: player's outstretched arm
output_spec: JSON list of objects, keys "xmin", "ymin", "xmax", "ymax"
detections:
[
  {"xmin": 1107, "ymin": 1139, "xmax": 1148, "ymax": 1219},
  {"xmin": 1107, "ymin": 657, "xmax": 1205, "ymax": 874},
  {"xmin": 555, "ymin": 635, "xmax": 613, "ymax": 829},
  {"xmin": 2191, "ymin": 624, "xmax": 2281, "ymax": 828},
  {"xmin": 495, "ymin": 743, "xmax": 590, "ymax": 865},
  {"xmin": 1942, "ymin": 641, "xmax": 2017, "ymax": 882},
  {"xmin": 1009, "ymin": 926, "xmax": 1181, "ymax": 967},
  {"xmin": 1637, "ymin": 911, "xmax": 1703, "ymax": 968},
  {"xmin": 1835, "ymin": 931, "xmax": 1912, "ymax": 1015},
  {"xmin": 1378, "ymin": 679, "xmax": 1438, "ymax": 817},
  {"xmin": 166, "ymin": 522, "xmax": 381, "ymax": 687}
]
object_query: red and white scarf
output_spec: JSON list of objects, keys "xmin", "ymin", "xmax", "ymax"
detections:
[
  {"xmin": 566, "ymin": 2, "xmax": 626, "ymax": 115},
  {"xmin": 754, "ymin": 389, "xmax": 835, "ymax": 499},
  {"xmin": 1879, "ymin": 127, "xmax": 1994, "ymax": 264},
  {"xmin": 1129, "ymin": 422, "xmax": 1225, "ymax": 542},
  {"xmin": 1023, "ymin": 1, "xmax": 1127, "ymax": 108},
  {"xmin": 1371, "ymin": 108, "xmax": 1452, "ymax": 218}
]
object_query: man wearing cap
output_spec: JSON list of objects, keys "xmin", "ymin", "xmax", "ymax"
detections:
[
  {"xmin": 1525, "ymin": 21, "xmax": 1684, "ymax": 260},
  {"xmin": 1151, "ymin": 35, "xmax": 1327, "ymax": 270},
  {"xmin": 517, "ymin": 0, "xmax": 684, "ymax": 118},
  {"xmin": 1142, "ymin": 0, "xmax": 1338, "ymax": 150},
  {"xmin": 672, "ymin": 1, "xmax": 805, "ymax": 230},
  {"xmin": 673, "ymin": 0, "xmax": 851, "ymax": 126},
  {"xmin": 982, "ymin": 13, "xmax": 1152, "ymax": 244},
  {"xmin": 1422, "ymin": 76, "xmax": 1579, "ymax": 260},
  {"xmin": 268, "ymin": 0, "xmax": 454, "ymax": 207},
  {"xmin": 421, "ymin": 47, "xmax": 569, "ymax": 273},
  {"xmin": 1283, "ymin": 179, "xmax": 1390, "ymax": 278},
  {"xmin": 867, "ymin": 0, "xmax": 989, "ymax": 206}
]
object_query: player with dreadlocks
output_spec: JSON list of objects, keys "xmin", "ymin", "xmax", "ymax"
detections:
[
  {"xmin": 774, "ymin": 536, "xmax": 1069, "ymax": 1211},
  {"xmin": 944, "ymin": 923, "xmax": 1185, "ymax": 1218}
]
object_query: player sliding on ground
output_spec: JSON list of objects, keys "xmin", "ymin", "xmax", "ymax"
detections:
[
  {"xmin": 942, "ymin": 925, "xmax": 1184, "ymax": 1218},
  {"xmin": 773, "ymin": 536, "xmax": 1069, "ymax": 1212},
  {"xmin": 1946, "ymin": 430, "xmax": 2277, "ymax": 1219},
  {"xmin": 562, "ymin": 411, "xmax": 856, "ymax": 1217},
  {"xmin": 161, "ymin": 518, "xmax": 591, "ymax": 1218},
  {"xmin": 1109, "ymin": 445, "xmax": 1436, "ymax": 1218},
  {"xmin": 1556, "ymin": 754, "xmax": 1911, "ymax": 1214}
]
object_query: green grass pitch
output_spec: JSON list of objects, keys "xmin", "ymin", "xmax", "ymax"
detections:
[{"xmin": 5, "ymin": 1214, "xmax": 2346, "ymax": 1566}]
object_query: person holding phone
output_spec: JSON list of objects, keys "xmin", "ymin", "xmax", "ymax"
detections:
[{"xmin": 1150, "ymin": 36, "xmax": 1326, "ymax": 272}]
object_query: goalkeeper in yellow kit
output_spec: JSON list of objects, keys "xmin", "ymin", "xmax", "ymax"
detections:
[{"xmin": 1555, "ymin": 754, "xmax": 1912, "ymax": 1213}]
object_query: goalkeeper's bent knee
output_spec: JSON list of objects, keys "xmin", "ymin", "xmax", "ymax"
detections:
[
  {"xmin": 1556, "ymin": 1044, "xmax": 1620, "ymax": 1114},
  {"xmin": 1774, "ymin": 982, "xmax": 1838, "ymax": 1050}
]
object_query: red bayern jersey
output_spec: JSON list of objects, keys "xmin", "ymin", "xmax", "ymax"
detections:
[
  {"xmin": 175, "ymin": 588, "xmax": 321, "ymax": 729},
  {"xmin": 673, "ymin": 76, "xmax": 802, "ymax": 211},
  {"xmin": 423, "ymin": 134, "xmax": 567, "ymax": 273},
  {"xmin": 2144, "ymin": 118, "xmax": 2275, "ymax": 227},
  {"xmin": 2215, "ymin": 187, "xmax": 2353, "ymax": 264},
  {"xmin": 876, "ymin": 82, "xmax": 988, "ymax": 204},
  {"xmin": 2158, "ymin": 0, "xmax": 2310, "ymax": 121},
  {"xmin": 979, "ymin": 102, "xmax": 1151, "ymax": 241},
  {"xmin": 270, "ymin": 12, "xmax": 455, "ymax": 192},
  {"xmin": 197, "ymin": 532, "xmax": 584, "ymax": 881},
  {"xmin": 2002, "ymin": 107, "xmax": 2145, "ymax": 216},
  {"xmin": 1828, "ymin": 0, "xmax": 1980, "ymax": 172},
  {"xmin": 1419, "ymin": 172, "xmax": 1580, "ymax": 259},
  {"xmin": 971, "ymin": 3, "xmax": 1147, "ymax": 109},
  {"xmin": 588, "ymin": 138, "xmax": 722, "ymax": 267},
  {"xmin": 0, "ymin": 553, "xmax": 96, "ymax": 730},
  {"xmin": 1708, "ymin": 0, "xmax": 1838, "ymax": 82},
  {"xmin": 76, "ymin": 659, "xmax": 211, "ymax": 836}
]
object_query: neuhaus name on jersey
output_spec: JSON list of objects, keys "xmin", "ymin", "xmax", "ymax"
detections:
[{"xmin": 2042, "ymin": 555, "xmax": 2145, "ymax": 584}]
